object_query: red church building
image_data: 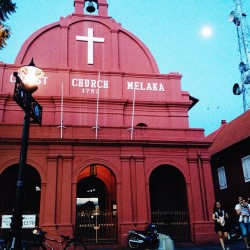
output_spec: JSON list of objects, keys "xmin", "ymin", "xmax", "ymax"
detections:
[{"xmin": 0, "ymin": 0, "xmax": 217, "ymax": 248}]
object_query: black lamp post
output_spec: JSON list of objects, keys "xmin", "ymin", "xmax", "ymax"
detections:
[{"xmin": 10, "ymin": 59, "xmax": 43, "ymax": 250}]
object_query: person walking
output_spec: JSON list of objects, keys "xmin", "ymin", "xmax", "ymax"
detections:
[
  {"xmin": 212, "ymin": 201, "xmax": 230, "ymax": 250},
  {"xmin": 235, "ymin": 198, "xmax": 250, "ymax": 249}
]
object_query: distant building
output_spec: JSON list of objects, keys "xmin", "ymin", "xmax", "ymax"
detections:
[
  {"xmin": 208, "ymin": 112, "xmax": 250, "ymax": 222},
  {"xmin": 0, "ymin": 0, "xmax": 217, "ymax": 247}
]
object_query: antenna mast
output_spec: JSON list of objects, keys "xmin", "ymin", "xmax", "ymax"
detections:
[{"xmin": 230, "ymin": 0, "xmax": 250, "ymax": 112}]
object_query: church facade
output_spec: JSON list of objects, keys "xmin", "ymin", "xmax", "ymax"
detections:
[{"xmin": 0, "ymin": 0, "xmax": 216, "ymax": 248}]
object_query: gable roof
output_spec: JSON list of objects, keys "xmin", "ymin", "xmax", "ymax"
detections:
[
  {"xmin": 14, "ymin": 1, "xmax": 159, "ymax": 74},
  {"xmin": 207, "ymin": 109, "xmax": 250, "ymax": 155}
]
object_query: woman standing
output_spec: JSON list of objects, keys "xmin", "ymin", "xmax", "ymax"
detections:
[{"xmin": 212, "ymin": 201, "xmax": 230, "ymax": 250}]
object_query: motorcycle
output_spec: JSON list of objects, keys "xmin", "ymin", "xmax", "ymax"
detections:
[
  {"xmin": 0, "ymin": 238, "xmax": 27, "ymax": 250},
  {"xmin": 128, "ymin": 223, "xmax": 159, "ymax": 249},
  {"xmin": 0, "ymin": 238, "xmax": 7, "ymax": 250},
  {"xmin": 228, "ymin": 225, "xmax": 242, "ymax": 241}
]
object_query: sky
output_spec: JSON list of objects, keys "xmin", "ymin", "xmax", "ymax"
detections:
[{"xmin": 1, "ymin": 0, "xmax": 250, "ymax": 135}]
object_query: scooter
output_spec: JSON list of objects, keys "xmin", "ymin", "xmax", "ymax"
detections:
[
  {"xmin": 0, "ymin": 238, "xmax": 27, "ymax": 250},
  {"xmin": 0, "ymin": 238, "xmax": 7, "ymax": 250},
  {"xmin": 128, "ymin": 223, "xmax": 159, "ymax": 249},
  {"xmin": 228, "ymin": 225, "xmax": 242, "ymax": 241}
]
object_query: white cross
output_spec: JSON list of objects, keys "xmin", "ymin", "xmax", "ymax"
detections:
[{"xmin": 76, "ymin": 28, "xmax": 105, "ymax": 65}]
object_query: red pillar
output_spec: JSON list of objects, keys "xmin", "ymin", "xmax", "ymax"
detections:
[
  {"xmin": 188, "ymin": 153, "xmax": 217, "ymax": 244},
  {"xmin": 41, "ymin": 156, "xmax": 57, "ymax": 232},
  {"xmin": 57, "ymin": 156, "xmax": 74, "ymax": 236},
  {"xmin": 119, "ymin": 156, "xmax": 133, "ymax": 246}
]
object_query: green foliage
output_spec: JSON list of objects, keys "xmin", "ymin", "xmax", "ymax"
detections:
[
  {"xmin": 0, "ymin": 0, "xmax": 16, "ymax": 50},
  {"xmin": 0, "ymin": 0, "xmax": 16, "ymax": 23}
]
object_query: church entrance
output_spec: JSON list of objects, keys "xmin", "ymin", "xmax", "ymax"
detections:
[
  {"xmin": 0, "ymin": 164, "xmax": 41, "ymax": 240},
  {"xmin": 150, "ymin": 165, "xmax": 191, "ymax": 242},
  {"xmin": 75, "ymin": 164, "xmax": 117, "ymax": 244}
]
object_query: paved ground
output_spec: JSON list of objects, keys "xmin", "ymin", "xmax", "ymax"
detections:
[
  {"xmin": 89, "ymin": 241, "xmax": 248, "ymax": 250},
  {"xmin": 175, "ymin": 240, "xmax": 247, "ymax": 250}
]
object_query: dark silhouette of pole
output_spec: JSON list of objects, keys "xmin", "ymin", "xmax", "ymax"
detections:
[
  {"xmin": 10, "ymin": 90, "xmax": 31, "ymax": 249},
  {"xmin": 10, "ymin": 65, "xmax": 43, "ymax": 249}
]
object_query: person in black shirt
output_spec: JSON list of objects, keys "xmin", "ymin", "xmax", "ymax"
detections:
[{"xmin": 212, "ymin": 201, "xmax": 230, "ymax": 250}]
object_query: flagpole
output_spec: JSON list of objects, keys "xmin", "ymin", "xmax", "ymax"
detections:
[
  {"xmin": 130, "ymin": 86, "xmax": 136, "ymax": 140},
  {"xmin": 60, "ymin": 82, "xmax": 63, "ymax": 138},
  {"xmin": 94, "ymin": 71, "xmax": 100, "ymax": 139},
  {"xmin": 57, "ymin": 82, "xmax": 66, "ymax": 138}
]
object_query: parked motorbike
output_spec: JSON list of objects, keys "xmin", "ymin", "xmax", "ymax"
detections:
[
  {"xmin": 128, "ymin": 223, "xmax": 159, "ymax": 249},
  {"xmin": 228, "ymin": 225, "xmax": 242, "ymax": 241},
  {"xmin": 0, "ymin": 238, "xmax": 7, "ymax": 250},
  {"xmin": 0, "ymin": 238, "xmax": 27, "ymax": 250}
]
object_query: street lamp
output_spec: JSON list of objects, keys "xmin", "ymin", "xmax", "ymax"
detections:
[{"xmin": 10, "ymin": 58, "xmax": 43, "ymax": 250}]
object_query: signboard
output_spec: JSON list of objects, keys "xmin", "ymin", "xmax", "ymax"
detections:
[
  {"xmin": 1, "ymin": 215, "xmax": 36, "ymax": 229},
  {"xmin": 13, "ymin": 74, "xmax": 43, "ymax": 125}
]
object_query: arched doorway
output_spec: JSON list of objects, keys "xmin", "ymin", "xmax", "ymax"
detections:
[
  {"xmin": 75, "ymin": 164, "xmax": 117, "ymax": 244},
  {"xmin": 149, "ymin": 165, "xmax": 191, "ymax": 242},
  {"xmin": 77, "ymin": 176, "xmax": 107, "ymax": 212},
  {"xmin": 0, "ymin": 164, "xmax": 41, "ymax": 214},
  {"xmin": 0, "ymin": 164, "xmax": 41, "ymax": 238}
]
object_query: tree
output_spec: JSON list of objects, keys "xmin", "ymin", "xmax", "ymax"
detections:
[{"xmin": 0, "ymin": 0, "xmax": 16, "ymax": 50}]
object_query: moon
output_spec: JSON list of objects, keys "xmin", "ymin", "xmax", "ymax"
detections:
[{"xmin": 201, "ymin": 26, "xmax": 213, "ymax": 37}]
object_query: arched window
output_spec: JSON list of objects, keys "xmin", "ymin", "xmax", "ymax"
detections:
[{"xmin": 136, "ymin": 123, "xmax": 148, "ymax": 127}]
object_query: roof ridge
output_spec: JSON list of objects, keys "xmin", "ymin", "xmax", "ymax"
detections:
[{"xmin": 206, "ymin": 120, "xmax": 227, "ymax": 141}]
